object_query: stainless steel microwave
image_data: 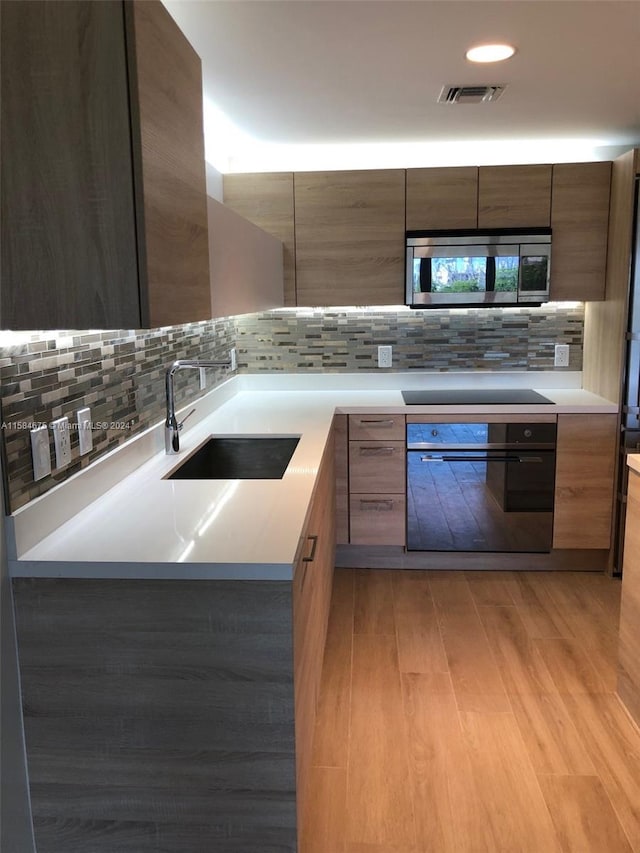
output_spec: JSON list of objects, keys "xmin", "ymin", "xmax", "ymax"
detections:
[{"xmin": 405, "ymin": 229, "xmax": 552, "ymax": 308}]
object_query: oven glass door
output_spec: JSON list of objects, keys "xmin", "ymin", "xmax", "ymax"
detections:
[{"xmin": 406, "ymin": 448, "xmax": 555, "ymax": 552}]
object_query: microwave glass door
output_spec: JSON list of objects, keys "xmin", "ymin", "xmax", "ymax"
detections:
[{"xmin": 412, "ymin": 246, "xmax": 519, "ymax": 303}]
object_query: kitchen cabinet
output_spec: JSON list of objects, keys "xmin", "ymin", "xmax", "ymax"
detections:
[
  {"xmin": 550, "ymin": 161, "xmax": 612, "ymax": 301},
  {"xmin": 553, "ymin": 413, "xmax": 618, "ymax": 549},
  {"xmin": 207, "ymin": 196, "xmax": 284, "ymax": 317},
  {"xmin": 294, "ymin": 170, "xmax": 406, "ymax": 306},
  {"xmin": 293, "ymin": 428, "xmax": 336, "ymax": 838},
  {"xmin": 478, "ymin": 165, "xmax": 553, "ymax": 228},
  {"xmin": 406, "ymin": 167, "xmax": 478, "ymax": 230},
  {"xmin": 223, "ymin": 172, "xmax": 297, "ymax": 306},
  {"xmin": 0, "ymin": 0, "xmax": 210, "ymax": 330},
  {"xmin": 347, "ymin": 414, "xmax": 406, "ymax": 546},
  {"xmin": 618, "ymin": 464, "xmax": 640, "ymax": 727}
]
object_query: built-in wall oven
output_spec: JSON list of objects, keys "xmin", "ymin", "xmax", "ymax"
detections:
[{"xmin": 406, "ymin": 421, "xmax": 557, "ymax": 552}]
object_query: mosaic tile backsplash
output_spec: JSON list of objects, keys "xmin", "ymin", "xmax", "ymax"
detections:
[{"xmin": 1, "ymin": 304, "xmax": 583, "ymax": 511}]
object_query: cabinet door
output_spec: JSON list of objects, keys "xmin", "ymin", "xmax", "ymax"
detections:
[
  {"xmin": 127, "ymin": 0, "xmax": 211, "ymax": 328},
  {"xmin": 550, "ymin": 162, "xmax": 611, "ymax": 301},
  {"xmin": 553, "ymin": 414, "xmax": 617, "ymax": 549},
  {"xmin": 223, "ymin": 172, "xmax": 296, "ymax": 306},
  {"xmin": 478, "ymin": 165, "xmax": 552, "ymax": 228},
  {"xmin": 293, "ymin": 432, "xmax": 335, "ymax": 838},
  {"xmin": 294, "ymin": 170, "xmax": 405, "ymax": 306},
  {"xmin": 406, "ymin": 167, "xmax": 478, "ymax": 230},
  {"xmin": 0, "ymin": 0, "xmax": 141, "ymax": 330}
]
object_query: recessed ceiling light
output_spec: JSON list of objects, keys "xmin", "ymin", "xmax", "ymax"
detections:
[{"xmin": 466, "ymin": 44, "xmax": 516, "ymax": 63}]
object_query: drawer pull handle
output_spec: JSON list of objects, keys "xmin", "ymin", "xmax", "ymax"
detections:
[
  {"xmin": 359, "ymin": 446, "xmax": 396, "ymax": 456},
  {"xmin": 303, "ymin": 534, "xmax": 318, "ymax": 562},
  {"xmin": 359, "ymin": 499, "xmax": 395, "ymax": 511},
  {"xmin": 359, "ymin": 419, "xmax": 395, "ymax": 426}
]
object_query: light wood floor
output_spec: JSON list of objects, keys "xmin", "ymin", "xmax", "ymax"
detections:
[{"xmin": 302, "ymin": 569, "xmax": 640, "ymax": 853}]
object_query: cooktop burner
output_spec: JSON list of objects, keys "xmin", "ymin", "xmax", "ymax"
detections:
[{"xmin": 401, "ymin": 389, "xmax": 555, "ymax": 405}]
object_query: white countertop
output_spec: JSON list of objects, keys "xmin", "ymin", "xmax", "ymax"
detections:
[{"xmin": 9, "ymin": 372, "xmax": 617, "ymax": 581}]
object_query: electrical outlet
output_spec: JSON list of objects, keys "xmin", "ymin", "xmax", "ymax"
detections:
[
  {"xmin": 230, "ymin": 347, "xmax": 237, "ymax": 371},
  {"xmin": 51, "ymin": 416, "xmax": 71, "ymax": 468},
  {"xmin": 378, "ymin": 345, "xmax": 392, "ymax": 368},
  {"xmin": 77, "ymin": 407, "xmax": 93, "ymax": 455},
  {"xmin": 199, "ymin": 367, "xmax": 207, "ymax": 390},
  {"xmin": 30, "ymin": 425, "xmax": 51, "ymax": 481},
  {"xmin": 554, "ymin": 344, "xmax": 570, "ymax": 368}
]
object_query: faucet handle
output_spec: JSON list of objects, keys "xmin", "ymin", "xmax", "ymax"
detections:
[{"xmin": 178, "ymin": 408, "xmax": 196, "ymax": 431}]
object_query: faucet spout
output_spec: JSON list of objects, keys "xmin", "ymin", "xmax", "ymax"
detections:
[{"xmin": 165, "ymin": 357, "xmax": 232, "ymax": 454}]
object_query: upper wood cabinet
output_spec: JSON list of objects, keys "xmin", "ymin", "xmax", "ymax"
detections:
[
  {"xmin": 406, "ymin": 167, "xmax": 478, "ymax": 230},
  {"xmin": 478, "ymin": 165, "xmax": 553, "ymax": 228},
  {"xmin": 549, "ymin": 162, "xmax": 611, "ymax": 301},
  {"xmin": 294, "ymin": 170, "xmax": 405, "ymax": 306},
  {"xmin": 223, "ymin": 172, "xmax": 296, "ymax": 306},
  {"xmin": 0, "ymin": 0, "xmax": 210, "ymax": 330}
]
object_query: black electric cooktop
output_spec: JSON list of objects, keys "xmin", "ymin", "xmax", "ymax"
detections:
[{"xmin": 401, "ymin": 389, "xmax": 555, "ymax": 405}]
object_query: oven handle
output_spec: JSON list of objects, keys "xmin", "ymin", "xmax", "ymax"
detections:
[{"xmin": 420, "ymin": 454, "xmax": 544, "ymax": 463}]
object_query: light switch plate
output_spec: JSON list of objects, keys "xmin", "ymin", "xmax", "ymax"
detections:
[
  {"xmin": 554, "ymin": 344, "xmax": 570, "ymax": 368},
  {"xmin": 77, "ymin": 407, "xmax": 93, "ymax": 455},
  {"xmin": 30, "ymin": 425, "xmax": 51, "ymax": 481},
  {"xmin": 51, "ymin": 416, "xmax": 71, "ymax": 468},
  {"xmin": 378, "ymin": 345, "xmax": 392, "ymax": 368}
]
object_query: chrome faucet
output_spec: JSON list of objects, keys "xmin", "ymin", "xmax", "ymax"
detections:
[{"xmin": 165, "ymin": 358, "xmax": 231, "ymax": 454}]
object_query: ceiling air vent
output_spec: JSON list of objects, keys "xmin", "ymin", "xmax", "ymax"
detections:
[{"xmin": 438, "ymin": 84, "xmax": 506, "ymax": 104}]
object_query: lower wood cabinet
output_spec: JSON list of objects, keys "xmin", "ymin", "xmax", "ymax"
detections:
[
  {"xmin": 552, "ymin": 413, "xmax": 618, "ymax": 549},
  {"xmin": 618, "ymin": 466, "xmax": 640, "ymax": 725},
  {"xmin": 293, "ymin": 429, "xmax": 336, "ymax": 839},
  {"xmin": 347, "ymin": 414, "xmax": 406, "ymax": 546},
  {"xmin": 12, "ymin": 434, "xmax": 336, "ymax": 853}
]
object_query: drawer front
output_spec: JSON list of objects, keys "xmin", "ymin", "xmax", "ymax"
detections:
[
  {"xmin": 349, "ymin": 441, "xmax": 405, "ymax": 492},
  {"xmin": 349, "ymin": 414, "xmax": 405, "ymax": 441},
  {"xmin": 350, "ymin": 494, "xmax": 406, "ymax": 545}
]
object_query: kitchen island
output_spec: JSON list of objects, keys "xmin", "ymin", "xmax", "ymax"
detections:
[{"xmin": 8, "ymin": 372, "xmax": 617, "ymax": 853}]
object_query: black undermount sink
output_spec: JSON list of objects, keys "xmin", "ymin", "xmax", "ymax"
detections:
[{"xmin": 165, "ymin": 436, "xmax": 300, "ymax": 480}]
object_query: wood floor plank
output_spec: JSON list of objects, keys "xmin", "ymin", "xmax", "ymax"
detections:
[
  {"xmin": 401, "ymin": 673, "xmax": 498, "ymax": 853},
  {"xmin": 477, "ymin": 604, "xmax": 558, "ymax": 694},
  {"xmin": 392, "ymin": 574, "xmax": 448, "ymax": 674},
  {"xmin": 538, "ymin": 774, "xmax": 633, "ymax": 852},
  {"xmin": 563, "ymin": 693, "xmax": 640, "ymax": 850},
  {"xmin": 436, "ymin": 606, "xmax": 511, "ymax": 713},
  {"xmin": 300, "ymin": 766, "xmax": 346, "ymax": 853},
  {"xmin": 354, "ymin": 570, "xmax": 395, "ymax": 635},
  {"xmin": 427, "ymin": 572, "xmax": 476, "ymax": 609},
  {"xmin": 535, "ymin": 638, "xmax": 610, "ymax": 694},
  {"xmin": 511, "ymin": 573, "xmax": 576, "ymax": 639},
  {"xmin": 347, "ymin": 633, "xmax": 417, "ymax": 847},
  {"xmin": 460, "ymin": 710, "xmax": 562, "ymax": 852},
  {"xmin": 508, "ymin": 690, "xmax": 595, "ymax": 776},
  {"xmin": 464, "ymin": 571, "xmax": 520, "ymax": 606},
  {"xmin": 312, "ymin": 569, "xmax": 354, "ymax": 768}
]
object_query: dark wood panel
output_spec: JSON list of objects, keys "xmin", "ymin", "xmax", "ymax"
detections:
[
  {"xmin": 13, "ymin": 578, "xmax": 297, "ymax": 853},
  {"xmin": 0, "ymin": 0, "xmax": 141, "ymax": 329},
  {"xmin": 127, "ymin": 0, "xmax": 211, "ymax": 327},
  {"xmin": 618, "ymin": 469, "xmax": 640, "ymax": 725},
  {"xmin": 223, "ymin": 172, "xmax": 296, "ymax": 305}
]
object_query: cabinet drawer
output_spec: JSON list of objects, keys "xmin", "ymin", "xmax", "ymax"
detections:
[
  {"xmin": 349, "ymin": 414, "xmax": 405, "ymax": 441},
  {"xmin": 350, "ymin": 494, "xmax": 406, "ymax": 545},
  {"xmin": 349, "ymin": 441, "xmax": 405, "ymax": 492}
]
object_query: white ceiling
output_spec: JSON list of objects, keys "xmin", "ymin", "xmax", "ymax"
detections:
[{"xmin": 162, "ymin": 0, "xmax": 640, "ymax": 172}]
